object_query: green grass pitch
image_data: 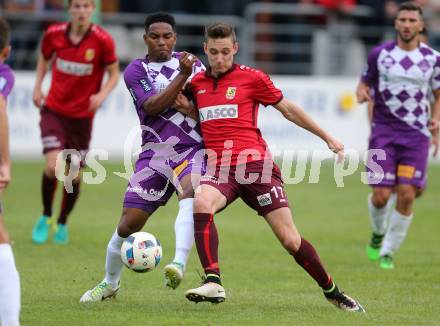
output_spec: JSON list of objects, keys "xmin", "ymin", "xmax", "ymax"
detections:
[{"xmin": 3, "ymin": 162, "xmax": 440, "ymax": 325}]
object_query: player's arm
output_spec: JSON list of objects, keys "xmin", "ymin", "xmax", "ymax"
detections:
[
  {"xmin": 33, "ymin": 53, "xmax": 50, "ymax": 109},
  {"xmin": 367, "ymin": 100, "xmax": 374, "ymax": 126},
  {"xmin": 356, "ymin": 81, "xmax": 372, "ymax": 104},
  {"xmin": 429, "ymin": 89, "xmax": 440, "ymax": 156},
  {"xmin": 429, "ymin": 89, "xmax": 440, "ymax": 130},
  {"xmin": 0, "ymin": 95, "xmax": 10, "ymax": 192},
  {"xmin": 174, "ymin": 92, "xmax": 198, "ymax": 121},
  {"xmin": 142, "ymin": 52, "xmax": 194, "ymax": 116},
  {"xmin": 274, "ymin": 98, "xmax": 344, "ymax": 158},
  {"xmin": 89, "ymin": 61, "xmax": 120, "ymax": 112}
]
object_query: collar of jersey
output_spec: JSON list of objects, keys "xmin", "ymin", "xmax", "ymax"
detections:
[
  {"xmin": 205, "ymin": 64, "xmax": 237, "ymax": 79},
  {"xmin": 65, "ymin": 22, "xmax": 93, "ymax": 47}
]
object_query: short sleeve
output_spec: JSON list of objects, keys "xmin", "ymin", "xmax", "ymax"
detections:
[
  {"xmin": 123, "ymin": 61, "xmax": 157, "ymax": 109},
  {"xmin": 252, "ymin": 70, "xmax": 283, "ymax": 106},
  {"xmin": 361, "ymin": 46, "xmax": 381, "ymax": 86},
  {"xmin": 41, "ymin": 30, "xmax": 54, "ymax": 60},
  {"xmin": 101, "ymin": 33, "xmax": 118, "ymax": 65},
  {"xmin": 0, "ymin": 68, "xmax": 15, "ymax": 99},
  {"xmin": 431, "ymin": 55, "xmax": 440, "ymax": 92}
]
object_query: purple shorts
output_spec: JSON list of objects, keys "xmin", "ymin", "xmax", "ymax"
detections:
[
  {"xmin": 200, "ymin": 160, "xmax": 290, "ymax": 216},
  {"xmin": 366, "ymin": 124, "xmax": 429, "ymax": 189},
  {"xmin": 123, "ymin": 146, "xmax": 204, "ymax": 214}
]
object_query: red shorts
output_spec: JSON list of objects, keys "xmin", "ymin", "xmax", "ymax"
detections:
[
  {"xmin": 39, "ymin": 107, "xmax": 93, "ymax": 162},
  {"xmin": 200, "ymin": 160, "xmax": 290, "ymax": 216}
]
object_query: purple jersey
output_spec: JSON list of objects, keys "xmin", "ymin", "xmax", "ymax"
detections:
[
  {"xmin": 0, "ymin": 63, "xmax": 15, "ymax": 99},
  {"xmin": 124, "ymin": 52, "xmax": 205, "ymax": 158},
  {"xmin": 362, "ymin": 41, "xmax": 440, "ymax": 137}
]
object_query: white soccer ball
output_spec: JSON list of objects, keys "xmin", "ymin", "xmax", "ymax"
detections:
[{"xmin": 120, "ymin": 232, "xmax": 162, "ymax": 273}]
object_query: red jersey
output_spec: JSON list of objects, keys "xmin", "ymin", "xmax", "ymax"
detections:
[
  {"xmin": 190, "ymin": 64, "xmax": 283, "ymax": 166},
  {"xmin": 41, "ymin": 23, "xmax": 117, "ymax": 118}
]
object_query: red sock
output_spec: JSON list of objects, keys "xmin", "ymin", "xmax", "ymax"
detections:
[
  {"xmin": 42, "ymin": 172, "xmax": 58, "ymax": 217},
  {"xmin": 57, "ymin": 182, "xmax": 80, "ymax": 225},
  {"xmin": 194, "ymin": 213, "xmax": 220, "ymax": 276},
  {"xmin": 292, "ymin": 238, "xmax": 333, "ymax": 290}
]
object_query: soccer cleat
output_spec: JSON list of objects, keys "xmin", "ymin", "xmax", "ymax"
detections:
[
  {"xmin": 185, "ymin": 282, "xmax": 226, "ymax": 304},
  {"xmin": 324, "ymin": 285, "xmax": 365, "ymax": 312},
  {"xmin": 32, "ymin": 215, "xmax": 51, "ymax": 244},
  {"xmin": 380, "ymin": 255, "xmax": 395, "ymax": 270},
  {"xmin": 53, "ymin": 224, "xmax": 69, "ymax": 245},
  {"xmin": 366, "ymin": 245, "xmax": 380, "ymax": 261},
  {"xmin": 164, "ymin": 262, "xmax": 184, "ymax": 289},
  {"xmin": 80, "ymin": 281, "xmax": 120, "ymax": 303},
  {"xmin": 366, "ymin": 233, "xmax": 384, "ymax": 261}
]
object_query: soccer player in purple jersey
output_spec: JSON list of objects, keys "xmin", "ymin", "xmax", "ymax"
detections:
[
  {"xmin": 0, "ymin": 18, "xmax": 21, "ymax": 326},
  {"xmin": 80, "ymin": 12, "xmax": 205, "ymax": 302},
  {"xmin": 356, "ymin": 2, "xmax": 440, "ymax": 269}
]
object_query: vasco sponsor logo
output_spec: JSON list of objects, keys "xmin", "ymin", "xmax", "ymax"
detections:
[
  {"xmin": 199, "ymin": 104, "xmax": 238, "ymax": 122},
  {"xmin": 140, "ymin": 79, "xmax": 152, "ymax": 92},
  {"xmin": 56, "ymin": 58, "xmax": 93, "ymax": 76},
  {"xmin": 257, "ymin": 193, "xmax": 272, "ymax": 207}
]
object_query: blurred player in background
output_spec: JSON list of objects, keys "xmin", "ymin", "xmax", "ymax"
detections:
[
  {"xmin": 31, "ymin": 0, "xmax": 120, "ymax": 245},
  {"xmin": 0, "ymin": 17, "xmax": 21, "ymax": 326},
  {"xmin": 357, "ymin": 2, "xmax": 440, "ymax": 269},
  {"xmin": 178, "ymin": 22, "xmax": 364, "ymax": 312},
  {"xmin": 80, "ymin": 12, "xmax": 205, "ymax": 302}
]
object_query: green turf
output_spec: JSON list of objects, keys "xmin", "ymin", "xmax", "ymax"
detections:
[{"xmin": 3, "ymin": 162, "xmax": 440, "ymax": 325}]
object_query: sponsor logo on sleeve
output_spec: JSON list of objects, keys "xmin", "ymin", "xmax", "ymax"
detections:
[
  {"xmin": 129, "ymin": 87, "xmax": 137, "ymax": 102},
  {"xmin": 257, "ymin": 193, "xmax": 272, "ymax": 207},
  {"xmin": 199, "ymin": 104, "xmax": 238, "ymax": 122},
  {"xmin": 139, "ymin": 79, "xmax": 152, "ymax": 92}
]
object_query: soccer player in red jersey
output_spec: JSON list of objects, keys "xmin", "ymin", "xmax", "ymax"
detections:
[
  {"xmin": 31, "ymin": 0, "xmax": 120, "ymax": 245},
  {"xmin": 179, "ymin": 23, "xmax": 364, "ymax": 312}
]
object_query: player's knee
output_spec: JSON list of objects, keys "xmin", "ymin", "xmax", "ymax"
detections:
[
  {"xmin": 372, "ymin": 191, "xmax": 390, "ymax": 208},
  {"xmin": 44, "ymin": 162, "xmax": 57, "ymax": 178},
  {"xmin": 281, "ymin": 234, "xmax": 301, "ymax": 253},
  {"xmin": 397, "ymin": 190, "xmax": 415, "ymax": 205},
  {"xmin": 193, "ymin": 195, "xmax": 213, "ymax": 214},
  {"xmin": 117, "ymin": 218, "xmax": 142, "ymax": 238}
]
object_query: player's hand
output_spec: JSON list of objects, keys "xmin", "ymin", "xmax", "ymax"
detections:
[
  {"xmin": 0, "ymin": 162, "xmax": 11, "ymax": 193},
  {"xmin": 356, "ymin": 83, "xmax": 371, "ymax": 104},
  {"xmin": 327, "ymin": 137, "xmax": 345, "ymax": 163},
  {"xmin": 174, "ymin": 92, "xmax": 193, "ymax": 115},
  {"xmin": 431, "ymin": 124, "xmax": 439, "ymax": 157},
  {"xmin": 88, "ymin": 93, "xmax": 105, "ymax": 112},
  {"xmin": 428, "ymin": 119, "xmax": 439, "ymax": 132},
  {"xmin": 432, "ymin": 136, "xmax": 439, "ymax": 157},
  {"xmin": 32, "ymin": 88, "xmax": 45, "ymax": 109},
  {"xmin": 179, "ymin": 52, "xmax": 196, "ymax": 77}
]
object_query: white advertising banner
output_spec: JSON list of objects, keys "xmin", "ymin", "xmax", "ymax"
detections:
[
  {"xmin": 10, "ymin": 72, "xmax": 435, "ymax": 161},
  {"xmin": 258, "ymin": 77, "xmax": 370, "ymax": 154}
]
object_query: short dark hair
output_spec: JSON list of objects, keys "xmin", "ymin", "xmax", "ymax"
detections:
[
  {"xmin": 67, "ymin": 0, "xmax": 95, "ymax": 8},
  {"xmin": 0, "ymin": 18, "xmax": 10, "ymax": 51},
  {"xmin": 145, "ymin": 12, "xmax": 176, "ymax": 32},
  {"xmin": 204, "ymin": 23, "xmax": 236, "ymax": 42},
  {"xmin": 398, "ymin": 2, "xmax": 423, "ymax": 17}
]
